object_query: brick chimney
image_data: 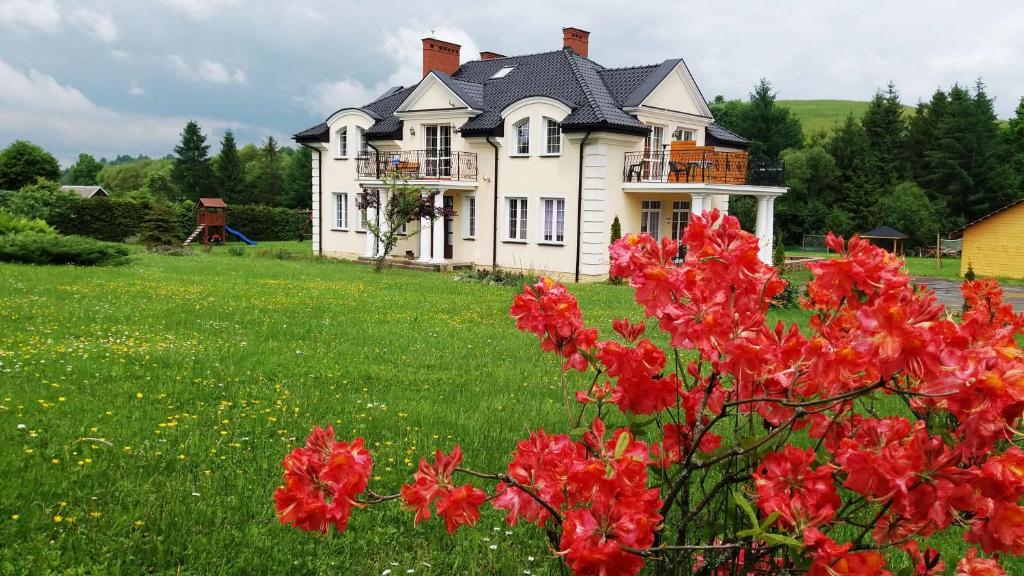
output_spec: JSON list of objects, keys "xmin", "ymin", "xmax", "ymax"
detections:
[
  {"xmin": 422, "ymin": 37, "xmax": 461, "ymax": 77},
  {"xmin": 562, "ymin": 27, "xmax": 590, "ymax": 58},
  {"xmin": 480, "ymin": 51, "xmax": 505, "ymax": 61}
]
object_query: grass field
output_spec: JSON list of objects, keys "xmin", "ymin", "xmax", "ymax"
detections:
[
  {"xmin": 791, "ymin": 249, "xmax": 964, "ymax": 280},
  {"xmin": 778, "ymin": 99, "xmax": 916, "ymax": 138},
  {"xmin": 0, "ymin": 243, "xmax": 1007, "ymax": 574}
]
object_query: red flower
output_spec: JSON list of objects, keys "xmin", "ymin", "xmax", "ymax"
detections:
[
  {"xmin": 435, "ymin": 484, "xmax": 487, "ymax": 533},
  {"xmin": 803, "ymin": 528, "xmax": 891, "ymax": 576},
  {"xmin": 611, "ymin": 317, "xmax": 646, "ymax": 343},
  {"xmin": 511, "ymin": 277, "xmax": 598, "ymax": 371},
  {"xmin": 492, "ymin": 430, "xmax": 583, "ymax": 526},
  {"xmin": 273, "ymin": 426, "xmax": 373, "ymax": 533},
  {"xmin": 400, "ymin": 445, "xmax": 483, "ymax": 533},
  {"xmin": 956, "ymin": 548, "xmax": 1006, "ymax": 576},
  {"xmin": 753, "ymin": 446, "xmax": 840, "ymax": 531},
  {"xmin": 598, "ymin": 339, "xmax": 679, "ymax": 415}
]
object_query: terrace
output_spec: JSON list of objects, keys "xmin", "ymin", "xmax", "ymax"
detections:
[
  {"xmin": 623, "ymin": 141, "xmax": 784, "ymax": 187},
  {"xmin": 356, "ymin": 150, "xmax": 478, "ymax": 182}
]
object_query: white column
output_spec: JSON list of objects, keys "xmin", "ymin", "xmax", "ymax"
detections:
[
  {"xmin": 765, "ymin": 197, "xmax": 776, "ymax": 262},
  {"xmin": 689, "ymin": 193, "xmax": 705, "ymax": 216},
  {"xmin": 755, "ymin": 195, "xmax": 771, "ymax": 264},
  {"xmin": 719, "ymin": 194, "xmax": 730, "ymax": 216},
  {"xmin": 363, "ymin": 190, "xmax": 377, "ymax": 257},
  {"xmin": 431, "ymin": 190, "xmax": 445, "ymax": 263},
  {"xmin": 418, "ymin": 192, "xmax": 431, "ymax": 262},
  {"xmin": 377, "ymin": 189, "xmax": 390, "ymax": 257}
]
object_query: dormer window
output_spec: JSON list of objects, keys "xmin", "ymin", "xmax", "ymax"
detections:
[
  {"xmin": 491, "ymin": 66, "xmax": 515, "ymax": 79},
  {"xmin": 336, "ymin": 127, "xmax": 348, "ymax": 159},
  {"xmin": 514, "ymin": 119, "xmax": 530, "ymax": 155}
]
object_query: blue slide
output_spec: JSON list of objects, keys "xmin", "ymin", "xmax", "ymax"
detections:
[{"xmin": 225, "ymin": 226, "xmax": 257, "ymax": 245}]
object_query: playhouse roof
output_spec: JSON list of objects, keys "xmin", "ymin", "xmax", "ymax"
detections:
[{"xmin": 198, "ymin": 198, "xmax": 227, "ymax": 208}]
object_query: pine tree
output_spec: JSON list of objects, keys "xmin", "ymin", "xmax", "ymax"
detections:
[
  {"xmin": 252, "ymin": 136, "xmax": 284, "ymax": 206},
  {"xmin": 742, "ymin": 79, "xmax": 804, "ymax": 159},
  {"xmin": 216, "ymin": 130, "xmax": 244, "ymax": 204},
  {"xmin": 610, "ymin": 216, "xmax": 622, "ymax": 244},
  {"xmin": 861, "ymin": 82, "xmax": 906, "ymax": 184},
  {"xmin": 828, "ymin": 114, "xmax": 882, "ymax": 228},
  {"xmin": 140, "ymin": 199, "xmax": 183, "ymax": 248},
  {"xmin": 171, "ymin": 121, "xmax": 214, "ymax": 200},
  {"xmin": 1006, "ymin": 97, "xmax": 1024, "ymax": 198}
]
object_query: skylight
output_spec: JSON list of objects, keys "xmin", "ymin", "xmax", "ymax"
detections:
[{"xmin": 491, "ymin": 66, "xmax": 515, "ymax": 79}]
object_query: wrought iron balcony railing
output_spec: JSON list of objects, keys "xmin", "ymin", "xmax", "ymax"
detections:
[
  {"xmin": 623, "ymin": 150, "xmax": 784, "ymax": 187},
  {"xmin": 356, "ymin": 150, "xmax": 478, "ymax": 182}
]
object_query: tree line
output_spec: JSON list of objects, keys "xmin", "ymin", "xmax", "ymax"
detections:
[
  {"xmin": 712, "ymin": 79, "xmax": 1024, "ymax": 247},
  {"xmin": 0, "ymin": 121, "xmax": 313, "ymax": 209}
]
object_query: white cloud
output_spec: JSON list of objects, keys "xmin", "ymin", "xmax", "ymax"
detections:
[
  {"xmin": 297, "ymin": 25, "xmax": 479, "ymax": 116},
  {"xmin": 0, "ymin": 0, "xmax": 61, "ymax": 32},
  {"xmin": 167, "ymin": 54, "xmax": 247, "ymax": 84},
  {"xmin": 0, "ymin": 57, "xmax": 243, "ymax": 164},
  {"xmin": 70, "ymin": 7, "xmax": 118, "ymax": 43},
  {"xmin": 159, "ymin": 0, "xmax": 239, "ymax": 20},
  {"xmin": 128, "ymin": 79, "xmax": 145, "ymax": 96},
  {"xmin": 110, "ymin": 49, "xmax": 128, "ymax": 59}
]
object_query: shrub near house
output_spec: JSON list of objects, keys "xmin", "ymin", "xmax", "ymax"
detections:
[{"xmin": 276, "ymin": 211, "xmax": 1021, "ymax": 575}]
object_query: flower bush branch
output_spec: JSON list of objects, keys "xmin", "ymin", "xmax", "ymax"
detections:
[{"xmin": 275, "ymin": 210, "xmax": 1024, "ymax": 576}]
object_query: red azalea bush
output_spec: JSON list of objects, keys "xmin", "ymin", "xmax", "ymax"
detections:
[{"xmin": 274, "ymin": 210, "xmax": 1024, "ymax": 575}]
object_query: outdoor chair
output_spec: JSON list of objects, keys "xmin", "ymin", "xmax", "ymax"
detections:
[{"xmin": 626, "ymin": 161, "xmax": 643, "ymax": 182}]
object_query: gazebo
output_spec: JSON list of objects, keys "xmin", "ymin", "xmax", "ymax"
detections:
[{"xmin": 861, "ymin": 225, "xmax": 908, "ymax": 256}]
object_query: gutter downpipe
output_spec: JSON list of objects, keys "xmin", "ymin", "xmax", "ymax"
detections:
[
  {"xmin": 486, "ymin": 136, "xmax": 500, "ymax": 268},
  {"xmin": 299, "ymin": 142, "xmax": 323, "ymax": 255},
  {"xmin": 366, "ymin": 142, "xmax": 382, "ymax": 256},
  {"xmin": 574, "ymin": 131, "xmax": 592, "ymax": 283}
]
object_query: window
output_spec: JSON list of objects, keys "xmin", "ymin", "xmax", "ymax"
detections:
[
  {"xmin": 645, "ymin": 125, "xmax": 664, "ymax": 152},
  {"xmin": 514, "ymin": 119, "xmax": 530, "ymax": 155},
  {"xmin": 670, "ymin": 201, "xmax": 690, "ymax": 240},
  {"xmin": 464, "ymin": 195, "xmax": 476, "ymax": 238},
  {"xmin": 336, "ymin": 127, "xmax": 348, "ymax": 158},
  {"xmin": 491, "ymin": 66, "xmax": 516, "ymax": 79},
  {"xmin": 358, "ymin": 127, "xmax": 369, "ymax": 157},
  {"xmin": 542, "ymin": 198, "xmax": 565, "ymax": 243},
  {"xmin": 672, "ymin": 128, "xmax": 695, "ymax": 142},
  {"xmin": 544, "ymin": 118, "xmax": 561, "ymax": 155},
  {"xmin": 357, "ymin": 205, "xmax": 368, "ymax": 231},
  {"xmin": 640, "ymin": 200, "xmax": 661, "ymax": 238},
  {"xmin": 397, "ymin": 221, "xmax": 408, "ymax": 235},
  {"xmin": 506, "ymin": 197, "xmax": 528, "ymax": 241},
  {"xmin": 334, "ymin": 193, "xmax": 349, "ymax": 229}
]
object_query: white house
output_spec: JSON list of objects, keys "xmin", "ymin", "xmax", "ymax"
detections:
[{"xmin": 294, "ymin": 27, "xmax": 786, "ymax": 281}]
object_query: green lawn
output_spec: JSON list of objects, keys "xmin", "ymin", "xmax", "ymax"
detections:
[
  {"xmin": 791, "ymin": 249, "xmax": 963, "ymax": 280},
  {"xmin": 0, "ymin": 243, "xmax": 999, "ymax": 574}
]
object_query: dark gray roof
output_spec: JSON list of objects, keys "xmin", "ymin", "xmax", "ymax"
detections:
[
  {"xmin": 862, "ymin": 225, "xmax": 909, "ymax": 239},
  {"xmin": 705, "ymin": 123, "xmax": 750, "ymax": 149},
  {"xmin": 295, "ymin": 48, "xmax": 718, "ymax": 142}
]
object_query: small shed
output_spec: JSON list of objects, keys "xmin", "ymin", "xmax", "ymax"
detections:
[
  {"xmin": 194, "ymin": 197, "xmax": 227, "ymax": 245},
  {"xmin": 61, "ymin": 185, "xmax": 108, "ymax": 198},
  {"xmin": 861, "ymin": 226, "xmax": 908, "ymax": 256},
  {"xmin": 950, "ymin": 199, "xmax": 1024, "ymax": 279}
]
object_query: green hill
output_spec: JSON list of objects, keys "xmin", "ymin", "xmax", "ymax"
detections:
[{"xmin": 777, "ymin": 99, "xmax": 915, "ymax": 138}]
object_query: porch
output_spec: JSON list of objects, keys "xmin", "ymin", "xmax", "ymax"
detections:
[
  {"xmin": 360, "ymin": 183, "xmax": 473, "ymax": 266},
  {"xmin": 356, "ymin": 150, "xmax": 478, "ymax": 182},
  {"xmin": 621, "ymin": 185, "xmax": 785, "ymax": 264}
]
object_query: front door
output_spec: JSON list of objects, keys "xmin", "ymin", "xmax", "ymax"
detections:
[
  {"xmin": 671, "ymin": 200, "xmax": 691, "ymax": 260},
  {"xmin": 443, "ymin": 195, "xmax": 454, "ymax": 259}
]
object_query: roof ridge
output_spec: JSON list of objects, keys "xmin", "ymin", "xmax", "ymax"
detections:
[
  {"xmin": 563, "ymin": 49, "xmax": 607, "ymax": 122},
  {"xmin": 599, "ymin": 63, "xmax": 661, "ymax": 72},
  {"xmin": 460, "ymin": 48, "xmax": 572, "ymax": 66}
]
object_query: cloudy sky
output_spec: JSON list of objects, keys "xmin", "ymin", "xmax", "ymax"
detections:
[{"xmin": 1, "ymin": 0, "xmax": 1021, "ymax": 165}]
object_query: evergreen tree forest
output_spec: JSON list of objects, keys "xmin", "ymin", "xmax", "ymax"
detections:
[{"xmin": 712, "ymin": 80, "xmax": 1023, "ymax": 248}]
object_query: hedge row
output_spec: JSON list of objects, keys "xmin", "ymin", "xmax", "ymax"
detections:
[{"xmin": 47, "ymin": 198, "xmax": 304, "ymax": 243}]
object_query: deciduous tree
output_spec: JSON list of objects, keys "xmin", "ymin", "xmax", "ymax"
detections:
[{"xmin": 0, "ymin": 141, "xmax": 60, "ymax": 191}]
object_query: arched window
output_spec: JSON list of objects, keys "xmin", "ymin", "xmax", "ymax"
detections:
[
  {"xmin": 514, "ymin": 119, "xmax": 530, "ymax": 155},
  {"xmin": 336, "ymin": 127, "xmax": 348, "ymax": 158},
  {"xmin": 544, "ymin": 117, "xmax": 561, "ymax": 155}
]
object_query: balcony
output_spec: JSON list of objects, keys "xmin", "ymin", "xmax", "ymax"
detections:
[
  {"xmin": 623, "ymin": 145, "xmax": 784, "ymax": 187},
  {"xmin": 356, "ymin": 150, "xmax": 478, "ymax": 182}
]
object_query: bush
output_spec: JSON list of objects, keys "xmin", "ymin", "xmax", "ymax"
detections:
[
  {"xmin": 226, "ymin": 245, "xmax": 247, "ymax": 257},
  {"xmin": 6, "ymin": 179, "xmax": 80, "ymax": 224},
  {"xmin": 455, "ymin": 266, "xmax": 538, "ymax": 287},
  {"xmin": 140, "ymin": 200, "xmax": 183, "ymax": 248},
  {"xmin": 0, "ymin": 232, "xmax": 130, "ymax": 266},
  {"xmin": 0, "ymin": 208, "xmax": 54, "ymax": 235},
  {"xmin": 227, "ymin": 204, "xmax": 305, "ymax": 241},
  {"xmin": 51, "ymin": 196, "xmax": 146, "ymax": 242}
]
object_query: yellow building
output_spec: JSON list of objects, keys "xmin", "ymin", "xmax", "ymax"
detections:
[{"xmin": 952, "ymin": 199, "xmax": 1024, "ymax": 279}]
